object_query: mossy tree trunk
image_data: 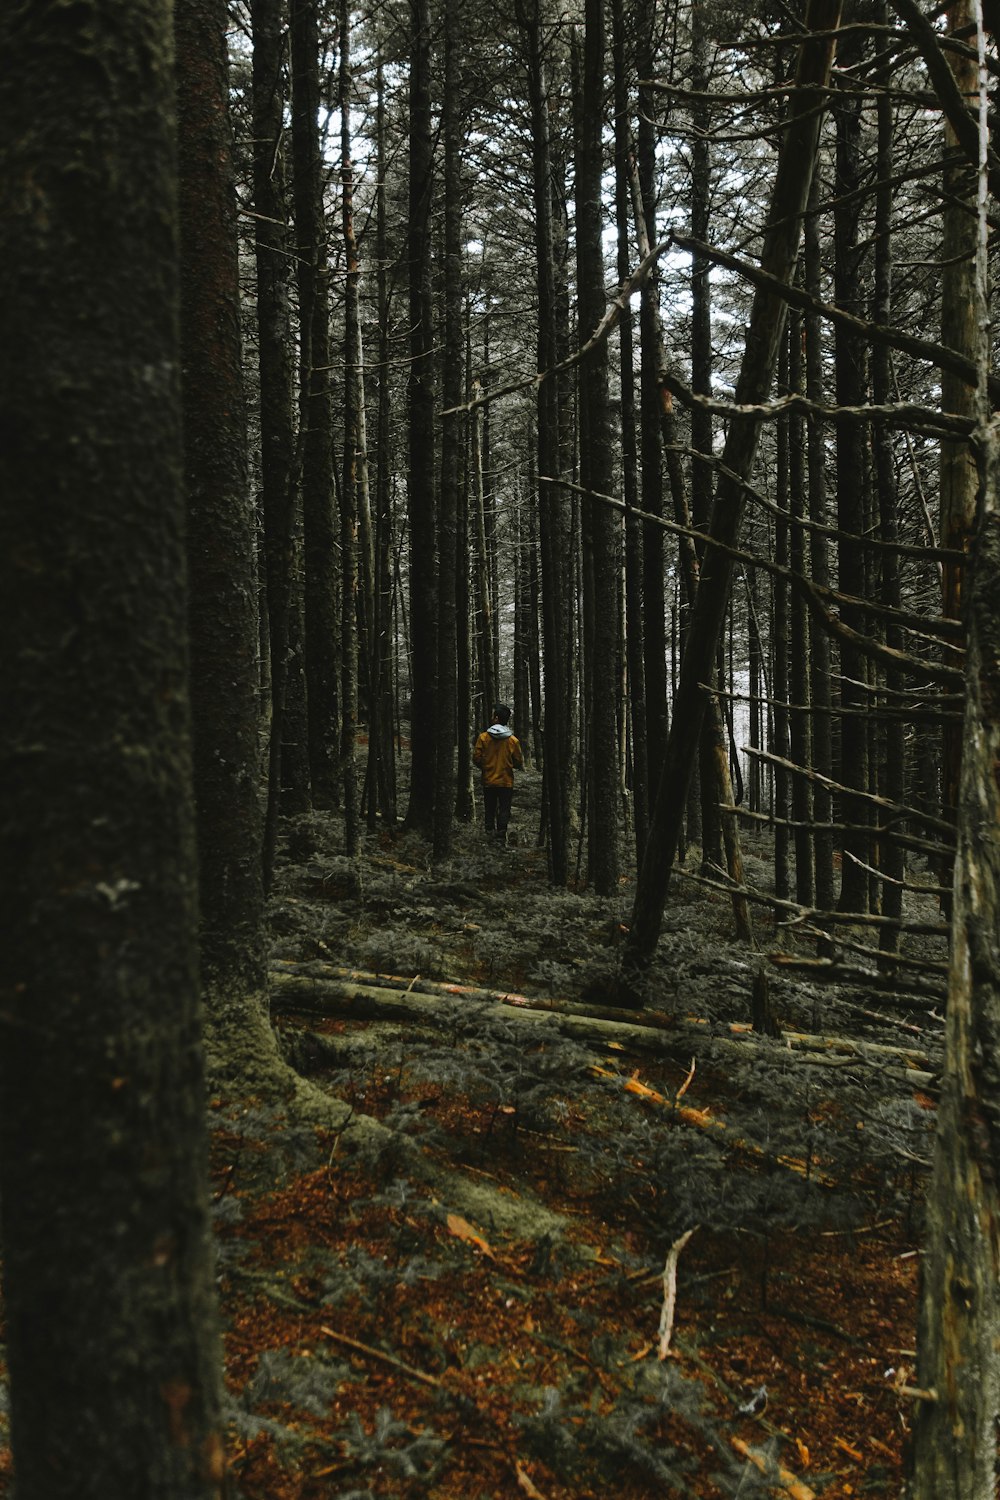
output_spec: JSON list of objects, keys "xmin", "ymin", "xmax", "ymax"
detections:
[
  {"xmin": 0, "ymin": 4, "xmax": 225, "ymax": 1493},
  {"xmin": 910, "ymin": 418, "xmax": 1000, "ymax": 1498}
]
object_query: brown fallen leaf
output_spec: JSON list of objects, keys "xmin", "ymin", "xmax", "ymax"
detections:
[{"xmin": 446, "ymin": 1212, "xmax": 496, "ymax": 1260}]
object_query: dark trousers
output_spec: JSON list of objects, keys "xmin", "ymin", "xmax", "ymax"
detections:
[{"xmin": 483, "ymin": 785, "xmax": 513, "ymax": 832}]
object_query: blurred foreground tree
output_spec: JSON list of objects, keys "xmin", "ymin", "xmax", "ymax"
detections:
[{"xmin": 0, "ymin": 3, "xmax": 225, "ymax": 1495}]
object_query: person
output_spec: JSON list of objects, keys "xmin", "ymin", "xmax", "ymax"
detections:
[{"xmin": 473, "ymin": 703, "xmax": 524, "ymax": 843}]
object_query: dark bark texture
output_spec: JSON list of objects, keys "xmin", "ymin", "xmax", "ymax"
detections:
[
  {"xmin": 910, "ymin": 426, "xmax": 1000, "ymax": 1498},
  {"xmin": 626, "ymin": 0, "xmax": 843, "ymax": 967},
  {"xmin": 0, "ymin": 4, "xmax": 224, "ymax": 1495},
  {"xmin": 177, "ymin": 0, "xmax": 267, "ymax": 999}
]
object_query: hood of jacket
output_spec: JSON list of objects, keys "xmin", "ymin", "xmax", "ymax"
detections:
[{"xmin": 487, "ymin": 723, "xmax": 514, "ymax": 738}]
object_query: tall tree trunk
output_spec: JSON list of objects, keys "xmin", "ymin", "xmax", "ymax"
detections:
[
  {"xmin": 690, "ymin": 0, "xmax": 723, "ymax": 875},
  {"xmin": 637, "ymin": 0, "xmax": 669, "ymax": 780},
  {"xmin": 253, "ymin": 0, "xmax": 298, "ymax": 890},
  {"xmin": 773, "ymin": 345, "xmax": 792, "ymax": 904},
  {"xmin": 833, "ymin": 11, "xmax": 871, "ymax": 913},
  {"xmin": 910, "ymin": 423, "xmax": 1000, "ymax": 1498},
  {"xmin": 338, "ymin": 0, "xmax": 361, "ymax": 854},
  {"xmin": 938, "ymin": 0, "xmax": 979, "ymax": 896},
  {"xmin": 576, "ymin": 0, "xmax": 620, "ymax": 896},
  {"xmin": 612, "ymin": 0, "xmax": 648, "ymax": 862},
  {"xmin": 518, "ymin": 0, "xmax": 571, "ymax": 881},
  {"xmin": 471, "ymin": 384, "xmax": 497, "ymax": 721},
  {"xmin": 626, "ymin": 1, "xmax": 842, "ymax": 970},
  {"xmin": 178, "ymin": 0, "xmax": 267, "ymax": 1015},
  {"xmin": 0, "ymin": 5, "xmax": 224, "ymax": 1492},
  {"xmin": 291, "ymin": 0, "xmax": 338, "ymax": 807},
  {"xmin": 405, "ymin": 0, "xmax": 438, "ymax": 832},
  {"xmin": 787, "ymin": 306, "xmax": 815, "ymax": 908},
  {"xmin": 872, "ymin": 6, "xmax": 905, "ymax": 959},
  {"xmin": 368, "ymin": 60, "xmax": 398, "ymax": 828},
  {"xmin": 805, "ymin": 174, "xmax": 836, "ymax": 919},
  {"xmin": 434, "ymin": 0, "xmax": 464, "ymax": 859}
]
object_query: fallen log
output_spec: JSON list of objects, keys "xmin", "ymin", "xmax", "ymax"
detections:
[{"xmin": 268, "ymin": 966, "xmax": 940, "ymax": 1090}]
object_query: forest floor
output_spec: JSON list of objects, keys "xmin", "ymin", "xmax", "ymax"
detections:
[{"xmin": 0, "ymin": 765, "xmax": 945, "ymax": 1497}]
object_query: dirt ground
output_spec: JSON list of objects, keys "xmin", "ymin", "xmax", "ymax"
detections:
[
  {"xmin": 0, "ymin": 767, "xmax": 943, "ymax": 1496},
  {"xmin": 219, "ymin": 772, "xmax": 941, "ymax": 1498}
]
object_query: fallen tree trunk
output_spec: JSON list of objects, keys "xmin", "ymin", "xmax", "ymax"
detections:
[{"xmin": 268, "ymin": 965, "xmax": 940, "ymax": 1088}]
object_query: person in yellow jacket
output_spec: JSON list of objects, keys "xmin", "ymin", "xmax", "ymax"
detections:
[{"xmin": 472, "ymin": 703, "xmax": 524, "ymax": 844}]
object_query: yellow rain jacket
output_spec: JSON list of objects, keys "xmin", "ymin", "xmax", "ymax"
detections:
[{"xmin": 473, "ymin": 723, "xmax": 524, "ymax": 788}]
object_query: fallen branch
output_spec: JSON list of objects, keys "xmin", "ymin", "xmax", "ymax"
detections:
[
  {"xmin": 589, "ymin": 1066, "xmax": 836, "ymax": 1184},
  {"xmin": 269, "ymin": 964, "xmax": 940, "ymax": 1086},
  {"xmin": 658, "ymin": 1226, "xmax": 698, "ymax": 1359},
  {"xmin": 730, "ymin": 1437, "xmax": 817, "ymax": 1500},
  {"xmin": 319, "ymin": 1324, "xmax": 442, "ymax": 1389}
]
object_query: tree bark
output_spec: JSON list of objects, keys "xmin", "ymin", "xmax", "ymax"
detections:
[
  {"xmin": 252, "ymin": 0, "xmax": 298, "ymax": 890},
  {"xmin": 339, "ymin": 0, "xmax": 361, "ymax": 855},
  {"xmin": 910, "ymin": 418, "xmax": 1000, "ymax": 1499},
  {"xmin": 576, "ymin": 0, "xmax": 621, "ymax": 896},
  {"xmin": 434, "ymin": 0, "xmax": 464, "ymax": 859},
  {"xmin": 626, "ymin": 1, "xmax": 842, "ymax": 969},
  {"xmin": 291, "ymin": 0, "xmax": 338, "ymax": 810},
  {"xmin": 833, "ymin": 11, "xmax": 871, "ymax": 913},
  {"xmin": 177, "ymin": 0, "xmax": 267, "ymax": 1003},
  {"xmin": 0, "ymin": 4, "xmax": 224, "ymax": 1492},
  {"xmin": 612, "ymin": 0, "xmax": 648, "ymax": 862},
  {"xmin": 518, "ymin": 0, "xmax": 571, "ymax": 881},
  {"xmin": 405, "ymin": 0, "xmax": 439, "ymax": 832}
]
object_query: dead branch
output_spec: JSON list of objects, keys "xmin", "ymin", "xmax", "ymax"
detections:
[
  {"xmin": 669, "ymin": 227, "xmax": 1000, "ymax": 405},
  {"xmin": 744, "ymin": 746, "xmax": 958, "ymax": 839},
  {"xmin": 658, "ymin": 1227, "xmax": 698, "ymax": 1359}
]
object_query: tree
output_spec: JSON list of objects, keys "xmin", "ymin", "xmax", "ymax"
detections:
[
  {"xmin": 405, "ymin": 0, "xmax": 439, "ymax": 832},
  {"xmin": 575, "ymin": 0, "xmax": 621, "ymax": 895},
  {"xmin": 910, "ymin": 406, "xmax": 1000, "ymax": 1500},
  {"xmin": 291, "ymin": 0, "xmax": 340, "ymax": 808},
  {"xmin": 0, "ymin": 4, "xmax": 225, "ymax": 1493},
  {"xmin": 251, "ymin": 0, "xmax": 299, "ymax": 889},
  {"xmin": 177, "ymin": 0, "xmax": 268, "ymax": 1014},
  {"xmin": 626, "ymin": 0, "xmax": 843, "ymax": 971}
]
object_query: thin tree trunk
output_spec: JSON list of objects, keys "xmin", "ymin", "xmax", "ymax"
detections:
[
  {"xmin": 576, "ymin": 0, "xmax": 620, "ymax": 896},
  {"xmin": 253, "ymin": 0, "xmax": 298, "ymax": 890},
  {"xmin": 338, "ymin": 0, "xmax": 361, "ymax": 854},
  {"xmin": 787, "ymin": 306, "xmax": 815, "ymax": 908},
  {"xmin": 805, "ymin": 174, "xmax": 836, "ymax": 920},
  {"xmin": 938, "ymin": 0, "xmax": 979, "ymax": 899},
  {"xmin": 873, "ymin": 6, "xmax": 905, "ymax": 960},
  {"xmin": 291, "ymin": 0, "xmax": 338, "ymax": 807},
  {"xmin": 612, "ymin": 0, "xmax": 648, "ymax": 862},
  {"xmin": 471, "ymin": 385, "xmax": 497, "ymax": 720},
  {"xmin": 833, "ymin": 11, "xmax": 871, "ymax": 913},
  {"xmin": 368, "ymin": 60, "xmax": 397, "ymax": 828},
  {"xmin": 637, "ymin": 0, "xmax": 669, "ymax": 779},
  {"xmin": 518, "ymin": 0, "xmax": 571, "ymax": 881},
  {"xmin": 434, "ymin": 0, "xmax": 463, "ymax": 859},
  {"xmin": 625, "ymin": 1, "xmax": 842, "ymax": 970},
  {"xmin": 404, "ymin": 0, "xmax": 438, "ymax": 832}
]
